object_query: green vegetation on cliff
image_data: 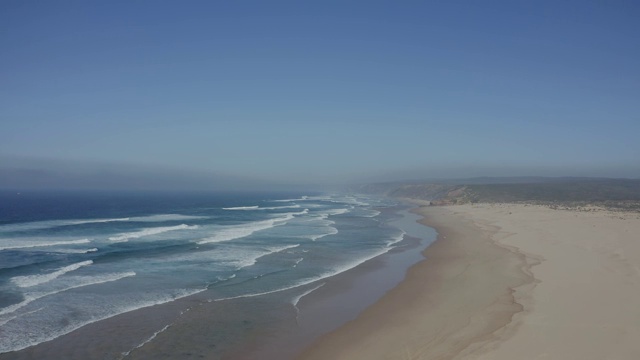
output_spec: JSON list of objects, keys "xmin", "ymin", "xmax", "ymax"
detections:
[{"xmin": 358, "ymin": 178, "xmax": 640, "ymax": 211}]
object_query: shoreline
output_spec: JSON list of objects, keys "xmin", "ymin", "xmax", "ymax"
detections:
[
  {"xmin": 232, "ymin": 207, "xmax": 436, "ymax": 359},
  {"xmin": 5, "ymin": 201, "xmax": 638, "ymax": 359},
  {"xmin": 0, "ymin": 205, "xmax": 437, "ymax": 360},
  {"xmin": 297, "ymin": 203, "xmax": 640, "ymax": 359},
  {"xmin": 297, "ymin": 204, "xmax": 533, "ymax": 359}
]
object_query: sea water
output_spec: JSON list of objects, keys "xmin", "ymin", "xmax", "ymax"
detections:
[{"xmin": 0, "ymin": 191, "xmax": 431, "ymax": 358}]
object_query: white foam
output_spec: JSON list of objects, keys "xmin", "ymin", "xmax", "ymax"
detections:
[
  {"xmin": 328, "ymin": 196, "xmax": 370, "ymax": 207},
  {"xmin": 216, "ymin": 273, "xmax": 236, "ymax": 282},
  {"xmin": 272, "ymin": 196, "xmax": 308, "ymax": 203},
  {"xmin": 214, "ymin": 278, "xmax": 320, "ymax": 302},
  {"xmin": 362, "ymin": 210, "xmax": 381, "ymax": 218},
  {"xmin": 0, "ymin": 219, "xmax": 129, "ymax": 232},
  {"xmin": 345, "ymin": 196, "xmax": 370, "ymax": 206},
  {"xmin": 230, "ymin": 244, "xmax": 301, "ymax": 269},
  {"xmin": 0, "ymin": 284, "xmax": 204, "ymax": 354},
  {"xmin": 197, "ymin": 213, "xmax": 298, "ymax": 245},
  {"xmin": 68, "ymin": 217, "xmax": 131, "ymax": 225},
  {"xmin": 324, "ymin": 208, "xmax": 350, "ymax": 216},
  {"xmin": 0, "ymin": 307, "xmax": 43, "ymax": 327},
  {"xmin": 322, "ymin": 247, "xmax": 392, "ymax": 279},
  {"xmin": 308, "ymin": 226, "xmax": 338, "ymax": 241},
  {"xmin": 215, "ymin": 246, "xmax": 392, "ymax": 302},
  {"xmin": 292, "ymin": 283, "xmax": 325, "ymax": 309},
  {"xmin": 198, "ymin": 219, "xmax": 281, "ymax": 244},
  {"xmin": 297, "ymin": 209, "xmax": 344, "ymax": 241},
  {"xmin": 108, "ymin": 224, "xmax": 198, "ymax": 242},
  {"xmin": 267, "ymin": 244, "xmax": 300, "ymax": 253},
  {"xmin": 287, "ymin": 208, "xmax": 310, "ymax": 218},
  {"xmin": 223, "ymin": 205, "xmax": 302, "ymax": 211},
  {"xmin": 54, "ymin": 248, "xmax": 98, "ymax": 254},
  {"xmin": 306, "ymin": 195, "xmax": 332, "ymax": 201},
  {"xmin": 128, "ymin": 214, "xmax": 207, "ymax": 222},
  {"xmin": 259, "ymin": 205, "xmax": 301, "ymax": 210},
  {"xmin": 387, "ymin": 230, "xmax": 406, "ymax": 246},
  {"xmin": 11, "ymin": 260, "xmax": 94, "ymax": 288},
  {"xmin": 121, "ymin": 324, "xmax": 171, "ymax": 358},
  {"xmin": 0, "ymin": 271, "xmax": 136, "ymax": 317},
  {"xmin": 303, "ymin": 214, "xmax": 334, "ymax": 226},
  {"xmin": 0, "ymin": 238, "xmax": 91, "ymax": 251},
  {"xmin": 230, "ymin": 257, "xmax": 259, "ymax": 270},
  {"xmin": 293, "ymin": 258, "xmax": 304, "ymax": 267},
  {"xmin": 0, "ymin": 214, "xmax": 206, "ymax": 233},
  {"xmin": 292, "ymin": 283, "xmax": 325, "ymax": 320}
]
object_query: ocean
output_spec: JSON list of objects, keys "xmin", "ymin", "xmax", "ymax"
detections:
[{"xmin": 0, "ymin": 191, "xmax": 435, "ymax": 359}]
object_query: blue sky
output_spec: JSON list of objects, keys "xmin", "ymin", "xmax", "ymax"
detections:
[{"xmin": 1, "ymin": 1, "xmax": 639, "ymax": 187}]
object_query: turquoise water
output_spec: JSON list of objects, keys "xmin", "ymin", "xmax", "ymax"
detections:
[{"xmin": 0, "ymin": 191, "xmax": 422, "ymax": 357}]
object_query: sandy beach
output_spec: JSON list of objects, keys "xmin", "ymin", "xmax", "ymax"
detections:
[{"xmin": 298, "ymin": 203, "xmax": 640, "ymax": 360}]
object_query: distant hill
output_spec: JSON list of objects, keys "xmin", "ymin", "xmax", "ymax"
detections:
[{"xmin": 357, "ymin": 178, "xmax": 640, "ymax": 211}]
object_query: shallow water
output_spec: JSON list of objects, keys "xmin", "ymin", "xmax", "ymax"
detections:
[{"xmin": 0, "ymin": 192, "xmax": 435, "ymax": 359}]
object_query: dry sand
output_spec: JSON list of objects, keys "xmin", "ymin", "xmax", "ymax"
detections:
[{"xmin": 297, "ymin": 204, "xmax": 640, "ymax": 360}]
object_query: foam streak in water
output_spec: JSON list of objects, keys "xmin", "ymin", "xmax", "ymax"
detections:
[
  {"xmin": 127, "ymin": 214, "xmax": 208, "ymax": 222},
  {"xmin": 0, "ymin": 284, "xmax": 204, "ymax": 354},
  {"xmin": 224, "ymin": 205, "xmax": 302, "ymax": 211},
  {"xmin": 308, "ymin": 227, "xmax": 338, "ymax": 241},
  {"xmin": 363, "ymin": 210, "xmax": 381, "ymax": 218},
  {"xmin": 0, "ymin": 219, "xmax": 129, "ymax": 233},
  {"xmin": 69, "ymin": 218, "xmax": 130, "ymax": 225},
  {"xmin": 197, "ymin": 213, "xmax": 300, "ymax": 244},
  {"xmin": 0, "ymin": 238, "xmax": 91, "ymax": 251},
  {"xmin": 0, "ymin": 271, "xmax": 137, "ymax": 317},
  {"xmin": 53, "ymin": 248, "xmax": 98, "ymax": 254},
  {"xmin": 0, "ymin": 214, "xmax": 206, "ymax": 233},
  {"xmin": 260, "ymin": 205, "xmax": 301, "ymax": 210},
  {"xmin": 120, "ymin": 324, "xmax": 171, "ymax": 358},
  {"xmin": 387, "ymin": 230, "xmax": 406, "ymax": 246},
  {"xmin": 292, "ymin": 283, "xmax": 325, "ymax": 316},
  {"xmin": 108, "ymin": 224, "xmax": 198, "ymax": 242},
  {"xmin": 327, "ymin": 208, "xmax": 350, "ymax": 216},
  {"xmin": 215, "ymin": 246, "xmax": 393, "ymax": 302},
  {"xmin": 11, "ymin": 260, "xmax": 93, "ymax": 288},
  {"xmin": 231, "ymin": 244, "xmax": 301, "ymax": 269},
  {"xmin": 272, "ymin": 196, "xmax": 308, "ymax": 202},
  {"xmin": 213, "ymin": 279, "xmax": 320, "ymax": 302}
]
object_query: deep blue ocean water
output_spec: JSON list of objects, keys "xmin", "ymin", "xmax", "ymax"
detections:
[{"xmin": 0, "ymin": 191, "xmax": 409, "ymax": 355}]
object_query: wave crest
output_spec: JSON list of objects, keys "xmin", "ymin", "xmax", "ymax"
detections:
[
  {"xmin": 11, "ymin": 260, "xmax": 94, "ymax": 288},
  {"xmin": 197, "ymin": 213, "xmax": 300, "ymax": 245},
  {"xmin": 108, "ymin": 224, "xmax": 198, "ymax": 242},
  {"xmin": 0, "ymin": 238, "xmax": 91, "ymax": 251}
]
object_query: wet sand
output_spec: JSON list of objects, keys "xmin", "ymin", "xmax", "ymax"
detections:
[
  {"xmin": 298, "ymin": 204, "xmax": 640, "ymax": 359},
  {"xmin": 299, "ymin": 204, "xmax": 640, "ymax": 360},
  {"xmin": 298, "ymin": 205, "xmax": 532, "ymax": 359}
]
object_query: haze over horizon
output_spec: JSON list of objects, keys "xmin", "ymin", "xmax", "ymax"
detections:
[{"xmin": 2, "ymin": 1, "xmax": 639, "ymax": 190}]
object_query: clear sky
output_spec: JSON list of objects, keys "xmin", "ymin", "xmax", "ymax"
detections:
[{"xmin": 1, "ymin": 1, "xmax": 639, "ymax": 188}]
